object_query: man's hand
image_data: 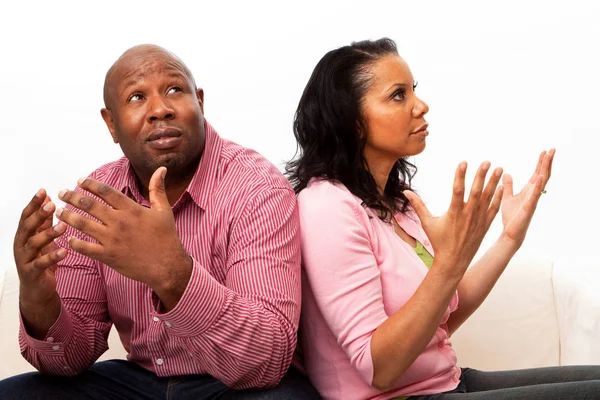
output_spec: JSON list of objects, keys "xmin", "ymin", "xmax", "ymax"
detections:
[
  {"xmin": 57, "ymin": 167, "xmax": 192, "ymax": 299},
  {"xmin": 13, "ymin": 189, "xmax": 66, "ymax": 338},
  {"xmin": 14, "ymin": 189, "xmax": 68, "ymax": 305}
]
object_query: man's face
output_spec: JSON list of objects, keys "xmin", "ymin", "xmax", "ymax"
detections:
[{"xmin": 101, "ymin": 51, "xmax": 205, "ymax": 179}]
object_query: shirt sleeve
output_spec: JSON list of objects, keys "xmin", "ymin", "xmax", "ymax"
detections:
[
  {"xmin": 19, "ymin": 185, "xmax": 112, "ymax": 376},
  {"xmin": 298, "ymin": 182, "xmax": 390, "ymax": 385},
  {"xmin": 151, "ymin": 186, "xmax": 301, "ymax": 389}
]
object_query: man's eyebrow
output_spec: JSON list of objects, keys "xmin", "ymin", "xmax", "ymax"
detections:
[{"xmin": 121, "ymin": 70, "xmax": 188, "ymax": 92}]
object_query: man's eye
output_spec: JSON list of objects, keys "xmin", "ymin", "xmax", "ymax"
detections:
[
  {"xmin": 167, "ymin": 86, "xmax": 182, "ymax": 95},
  {"xmin": 128, "ymin": 94, "xmax": 143, "ymax": 102}
]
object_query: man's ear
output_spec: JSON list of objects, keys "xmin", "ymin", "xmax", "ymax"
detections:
[
  {"xmin": 196, "ymin": 88, "xmax": 204, "ymax": 114},
  {"xmin": 101, "ymin": 108, "xmax": 119, "ymax": 143}
]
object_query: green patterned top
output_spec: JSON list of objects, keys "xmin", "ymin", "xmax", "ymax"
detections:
[{"xmin": 391, "ymin": 241, "xmax": 433, "ymax": 400}]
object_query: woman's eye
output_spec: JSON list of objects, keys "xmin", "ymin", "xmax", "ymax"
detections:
[{"xmin": 392, "ymin": 90, "xmax": 406, "ymax": 101}]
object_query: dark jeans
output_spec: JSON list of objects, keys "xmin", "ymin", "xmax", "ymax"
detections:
[
  {"xmin": 0, "ymin": 360, "xmax": 321, "ymax": 400},
  {"xmin": 413, "ymin": 366, "xmax": 600, "ymax": 399}
]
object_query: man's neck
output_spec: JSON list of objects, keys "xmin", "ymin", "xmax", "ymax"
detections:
[{"xmin": 136, "ymin": 161, "xmax": 200, "ymax": 207}]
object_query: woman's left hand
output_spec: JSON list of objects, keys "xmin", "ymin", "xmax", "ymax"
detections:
[{"xmin": 500, "ymin": 149, "xmax": 555, "ymax": 247}]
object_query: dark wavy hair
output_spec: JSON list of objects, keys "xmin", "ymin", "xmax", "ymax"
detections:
[{"xmin": 286, "ymin": 38, "xmax": 417, "ymax": 220}]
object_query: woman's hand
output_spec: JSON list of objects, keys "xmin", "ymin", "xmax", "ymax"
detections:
[
  {"xmin": 404, "ymin": 161, "xmax": 503, "ymax": 279},
  {"xmin": 500, "ymin": 149, "xmax": 555, "ymax": 247}
]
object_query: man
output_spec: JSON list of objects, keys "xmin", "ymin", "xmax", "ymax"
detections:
[{"xmin": 1, "ymin": 45, "xmax": 318, "ymax": 399}]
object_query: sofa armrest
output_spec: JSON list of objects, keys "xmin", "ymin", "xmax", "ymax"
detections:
[
  {"xmin": 553, "ymin": 261, "xmax": 600, "ymax": 365},
  {"xmin": 0, "ymin": 267, "xmax": 127, "ymax": 379},
  {"xmin": 451, "ymin": 257, "xmax": 560, "ymax": 370}
]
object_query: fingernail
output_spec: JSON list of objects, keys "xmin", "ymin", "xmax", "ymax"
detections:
[
  {"xmin": 35, "ymin": 189, "xmax": 44, "ymax": 198},
  {"xmin": 77, "ymin": 177, "xmax": 87, "ymax": 186},
  {"xmin": 161, "ymin": 168, "xmax": 167, "ymax": 180},
  {"xmin": 43, "ymin": 202, "xmax": 53, "ymax": 212},
  {"xmin": 58, "ymin": 189, "xmax": 67, "ymax": 199},
  {"xmin": 56, "ymin": 207, "xmax": 64, "ymax": 218},
  {"xmin": 57, "ymin": 248, "xmax": 66, "ymax": 258},
  {"xmin": 53, "ymin": 223, "xmax": 65, "ymax": 233}
]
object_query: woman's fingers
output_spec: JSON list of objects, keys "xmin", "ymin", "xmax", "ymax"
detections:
[
  {"xmin": 541, "ymin": 149, "xmax": 555, "ymax": 188},
  {"xmin": 502, "ymin": 174, "xmax": 514, "ymax": 198},
  {"xmin": 449, "ymin": 162, "xmax": 467, "ymax": 212},
  {"xmin": 486, "ymin": 184, "xmax": 504, "ymax": 227},
  {"xmin": 465, "ymin": 162, "xmax": 491, "ymax": 213},
  {"xmin": 480, "ymin": 167, "xmax": 503, "ymax": 209},
  {"xmin": 404, "ymin": 190, "xmax": 433, "ymax": 223}
]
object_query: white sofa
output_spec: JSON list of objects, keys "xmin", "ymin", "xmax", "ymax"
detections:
[{"xmin": 0, "ymin": 257, "xmax": 597, "ymax": 380}]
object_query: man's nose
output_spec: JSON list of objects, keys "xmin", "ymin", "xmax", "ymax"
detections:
[{"xmin": 147, "ymin": 96, "xmax": 175, "ymax": 122}]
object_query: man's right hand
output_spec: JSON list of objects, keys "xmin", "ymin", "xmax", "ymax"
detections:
[{"xmin": 14, "ymin": 189, "xmax": 67, "ymax": 308}]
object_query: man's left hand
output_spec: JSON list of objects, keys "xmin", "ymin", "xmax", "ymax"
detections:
[{"xmin": 56, "ymin": 167, "xmax": 192, "ymax": 289}]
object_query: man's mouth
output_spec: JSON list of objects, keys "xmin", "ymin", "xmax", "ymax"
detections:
[{"xmin": 146, "ymin": 128, "xmax": 183, "ymax": 150}]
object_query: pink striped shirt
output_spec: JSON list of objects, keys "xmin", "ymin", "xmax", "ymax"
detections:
[{"xmin": 19, "ymin": 122, "xmax": 302, "ymax": 389}]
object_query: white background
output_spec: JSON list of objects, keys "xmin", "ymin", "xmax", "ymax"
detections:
[{"xmin": 1, "ymin": 0, "xmax": 598, "ymax": 272}]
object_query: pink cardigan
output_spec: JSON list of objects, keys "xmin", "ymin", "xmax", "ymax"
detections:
[{"xmin": 298, "ymin": 180, "xmax": 461, "ymax": 399}]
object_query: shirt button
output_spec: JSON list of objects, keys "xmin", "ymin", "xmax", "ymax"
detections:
[
  {"xmin": 438, "ymin": 342, "xmax": 444, "ymax": 350},
  {"xmin": 52, "ymin": 345, "xmax": 60, "ymax": 351},
  {"xmin": 63, "ymin": 366, "xmax": 69, "ymax": 370},
  {"xmin": 164, "ymin": 321, "xmax": 172, "ymax": 328},
  {"xmin": 47, "ymin": 337, "xmax": 54, "ymax": 343},
  {"xmin": 152, "ymin": 316, "xmax": 160, "ymax": 322},
  {"xmin": 156, "ymin": 358, "xmax": 164, "ymax": 366}
]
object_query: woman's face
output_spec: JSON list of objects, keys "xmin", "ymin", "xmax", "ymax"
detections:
[{"xmin": 361, "ymin": 55, "xmax": 429, "ymax": 164}]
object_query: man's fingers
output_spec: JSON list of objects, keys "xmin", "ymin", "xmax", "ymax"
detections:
[
  {"xmin": 148, "ymin": 167, "xmax": 171, "ymax": 212},
  {"xmin": 15, "ymin": 199, "xmax": 56, "ymax": 249},
  {"xmin": 22, "ymin": 223, "xmax": 67, "ymax": 262},
  {"xmin": 56, "ymin": 207, "xmax": 106, "ymax": 242},
  {"xmin": 404, "ymin": 190, "xmax": 433, "ymax": 222},
  {"xmin": 67, "ymin": 236, "xmax": 104, "ymax": 261},
  {"xmin": 76, "ymin": 177, "xmax": 132, "ymax": 210},
  {"xmin": 450, "ymin": 162, "xmax": 467, "ymax": 211},
  {"xmin": 58, "ymin": 189, "xmax": 112, "ymax": 224},
  {"xmin": 30, "ymin": 247, "xmax": 67, "ymax": 271},
  {"xmin": 19, "ymin": 189, "xmax": 47, "ymax": 224}
]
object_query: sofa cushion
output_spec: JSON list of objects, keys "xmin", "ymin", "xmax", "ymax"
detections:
[{"xmin": 451, "ymin": 257, "xmax": 560, "ymax": 370}]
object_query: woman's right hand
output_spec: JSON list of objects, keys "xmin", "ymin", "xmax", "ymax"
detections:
[{"xmin": 403, "ymin": 161, "xmax": 503, "ymax": 278}]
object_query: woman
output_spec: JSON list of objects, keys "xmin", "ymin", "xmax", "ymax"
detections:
[{"xmin": 287, "ymin": 38, "xmax": 598, "ymax": 399}]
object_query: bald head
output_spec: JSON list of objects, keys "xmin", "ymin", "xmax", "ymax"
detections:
[{"xmin": 103, "ymin": 44, "xmax": 196, "ymax": 109}]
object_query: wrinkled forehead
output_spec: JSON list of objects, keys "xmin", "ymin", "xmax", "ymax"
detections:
[
  {"xmin": 118, "ymin": 57, "xmax": 190, "ymax": 87},
  {"xmin": 104, "ymin": 49, "xmax": 196, "ymax": 107}
]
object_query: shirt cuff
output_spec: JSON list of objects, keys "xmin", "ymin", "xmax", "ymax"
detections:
[
  {"xmin": 20, "ymin": 302, "xmax": 74, "ymax": 353},
  {"xmin": 151, "ymin": 258, "xmax": 227, "ymax": 337}
]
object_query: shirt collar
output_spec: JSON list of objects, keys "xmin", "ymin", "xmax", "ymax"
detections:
[{"xmin": 114, "ymin": 120, "xmax": 222, "ymax": 210}]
